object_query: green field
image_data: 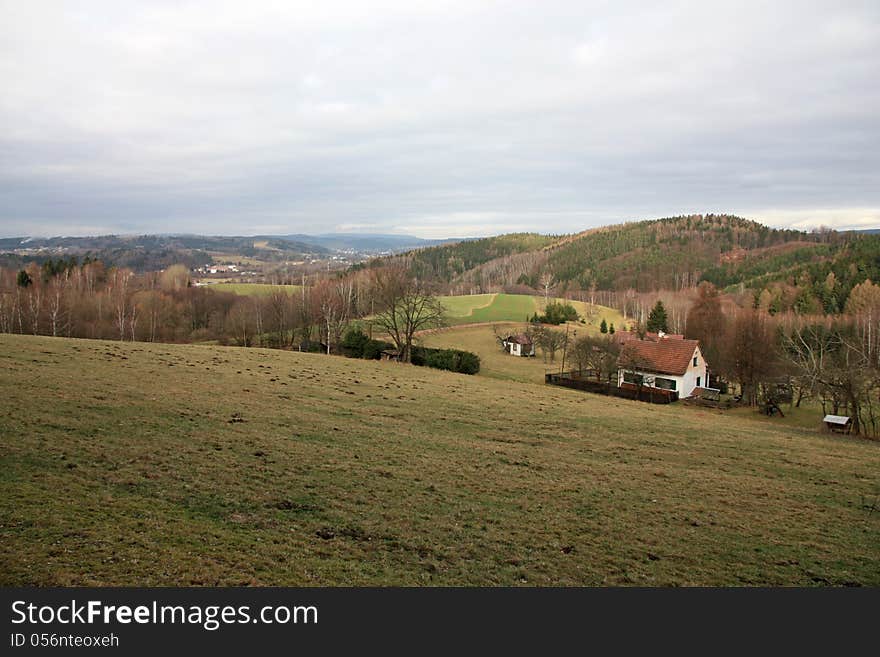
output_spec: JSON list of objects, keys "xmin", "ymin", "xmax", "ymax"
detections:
[
  {"xmin": 421, "ymin": 324, "xmax": 556, "ymax": 384},
  {"xmin": 1, "ymin": 334, "xmax": 878, "ymax": 586},
  {"xmin": 440, "ymin": 294, "xmax": 497, "ymax": 318},
  {"xmin": 205, "ymin": 283, "xmax": 303, "ymax": 296},
  {"xmin": 440, "ymin": 293, "xmax": 624, "ymax": 328}
]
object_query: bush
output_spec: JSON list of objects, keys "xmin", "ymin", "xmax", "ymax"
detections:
[
  {"xmin": 411, "ymin": 346, "xmax": 480, "ymax": 374},
  {"xmin": 455, "ymin": 350, "xmax": 481, "ymax": 375},
  {"xmin": 537, "ymin": 301, "xmax": 579, "ymax": 325},
  {"xmin": 363, "ymin": 339, "xmax": 392, "ymax": 360},
  {"xmin": 342, "ymin": 329, "xmax": 392, "ymax": 360},
  {"xmin": 426, "ymin": 349, "xmax": 455, "ymax": 371},
  {"xmin": 341, "ymin": 329, "xmax": 370, "ymax": 358}
]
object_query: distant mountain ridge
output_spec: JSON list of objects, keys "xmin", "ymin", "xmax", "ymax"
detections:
[
  {"xmin": 273, "ymin": 233, "xmax": 464, "ymax": 253},
  {"xmin": 0, "ymin": 232, "xmax": 461, "ymax": 255}
]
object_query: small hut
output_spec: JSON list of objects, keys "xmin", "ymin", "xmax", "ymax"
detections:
[
  {"xmin": 502, "ymin": 334, "xmax": 535, "ymax": 357},
  {"xmin": 823, "ymin": 415, "xmax": 853, "ymax": 434},
  {"xmin": 379, "ymin": 349, "xmax": 400, "ymax": 362}
]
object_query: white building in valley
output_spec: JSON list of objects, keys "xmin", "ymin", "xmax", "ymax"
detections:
[{"xmin": 617, "ymin": 332, "xmax": 708, "ymax": 398}]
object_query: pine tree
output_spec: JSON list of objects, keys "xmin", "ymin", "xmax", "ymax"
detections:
[
  {"xmin": 609, "ymin": 322, "xmax": 615, "ymax": 334},
  {"xmin": 599, "ymin": 318, "xmax": 608, "ymax": 333},
  {"xmin": 646, "ymin": 300, "xmax": 668, "ymax": 333}
]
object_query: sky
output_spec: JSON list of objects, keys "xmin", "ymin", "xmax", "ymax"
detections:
[{"xmin": 1, "ymin": 0, "xmax": 878, "ymax": 238}]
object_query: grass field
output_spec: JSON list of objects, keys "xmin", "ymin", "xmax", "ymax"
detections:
[
  {"xmin": 205, "ymin": 283, "xmax": 303, "ymax": 296},
  {"xmin": 1, "ymin": 334, "xmax": 878, "ymax": 586},
  {"xmin": 421, "ymin": 324, "xmax": 557, "ymax": 384},
  {"xmin": 440, "ymin": 293, "xmax": 624, "ymax": 329},
  {"xmin": 440, "ymin": 294, "xmax": 497, "ymax": 318}
]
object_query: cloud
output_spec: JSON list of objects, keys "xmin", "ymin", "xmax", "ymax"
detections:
[{"xmin": 0, "ymin": 0, "xmax": 878, "ymax": 237}]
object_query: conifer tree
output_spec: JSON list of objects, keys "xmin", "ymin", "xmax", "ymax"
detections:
[{"xmin": 646, "ymin": 300, "xmax": 668, "ymax": 333}]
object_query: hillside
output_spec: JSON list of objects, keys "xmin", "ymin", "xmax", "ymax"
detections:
[
  {"xmin": 397, "ymin": 215, "xmax": 880, "ymax": 313},
  {"xmin": 0, "ymin": 234, "xmax": 330, "ymax": 272},
  {"xmin": 397, "ymin": 233, "xmax": 558, "ymax": 281},
  {"xmin": 2, "ymin": 334, "xmax": 878, "ymax": 586}
]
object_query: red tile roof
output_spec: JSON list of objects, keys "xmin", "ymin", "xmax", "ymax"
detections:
[
  {"xmin": 504, "ymin": 334, "xmax": 533, "ymax": 345},
  {"xmin": 618, "ymin": 338, "xmax": 700, "ymax": 376}
]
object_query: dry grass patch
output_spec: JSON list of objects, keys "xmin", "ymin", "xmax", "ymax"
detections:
[{"xmin": 1, "ymin": 334, "xmax": 878, "ymax": 586}]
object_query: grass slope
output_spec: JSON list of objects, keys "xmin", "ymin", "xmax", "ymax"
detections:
[
  {"xmin": 440, "ymin": 294, "xmax": 497, "ymax": 318},
  {"xmin": 1, "ymin": 334, "xmax": 878, "ymax": 586},
  {"xmin": 422, "ymin": 324, "xmax": 555, "ymax": 384},
  {"xmin": 439, "ymin": 293, "xmax": 624, "ymax": 328}
]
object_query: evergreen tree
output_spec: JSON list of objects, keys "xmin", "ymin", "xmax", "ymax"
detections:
[
  {"xmin": 609, "ymin": 322, "xmax": 615, "ymax": 334},
  {"xmin": 599, "ymin": 318, "xmax": 608, "ymax": 333},
  {"xmin": 646, "ymin": 300, "xmax": 669, "ymax": 332},
  {"xmin": 16, "ymin": 270, "xmax": 32, "ymax": 288}
]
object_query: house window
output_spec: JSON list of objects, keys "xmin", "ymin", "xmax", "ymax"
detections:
[
  {"xmin": 654, "ymin": 377, "xmax": 677, "ymax": 391},
  {"xmin": 696, "ymin": 376, "xmax": 701, "ymax": 387},
  {"xmin": 623, "ymin": 371, "xmax": 644, "ymax": 385},
  {"xmin": 693, "ymin": 356, "xmax": 698, "ymax": 366}
]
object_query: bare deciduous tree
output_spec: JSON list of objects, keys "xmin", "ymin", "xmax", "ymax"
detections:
[
  {"xmin": 782, "ymin": 323, "xmax": 878, "ymax": 436},
  {"xmin": 370, "ymin": 267, "xmax": 445, "ymax": 362}
]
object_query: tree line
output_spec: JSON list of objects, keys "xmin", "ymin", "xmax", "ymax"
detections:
[{"xmin": 0, "ymin": 260, "xmax": 453, "ymax": 367}]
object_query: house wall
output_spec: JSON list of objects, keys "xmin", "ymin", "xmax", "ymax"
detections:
[
  {"xmin": 680, "ymin": 345, "xmax": 708, "ymax": 395},
  {"xmin": 504, "ymin": 341, "xmax": 534, "ymax": 357},
  {"xmin": 617, "ymin": 345, "xmax": 708, "ymax": 398}
]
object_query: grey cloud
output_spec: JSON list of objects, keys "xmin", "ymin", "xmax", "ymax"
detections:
[{"xmin": 0, "ymin": 0, "xmax": 878, "ymax": 238}]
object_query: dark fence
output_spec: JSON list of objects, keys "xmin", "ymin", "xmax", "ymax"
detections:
[{"xmin": 545, "ymin": 372, "xmax": 678, "ymax": 404}]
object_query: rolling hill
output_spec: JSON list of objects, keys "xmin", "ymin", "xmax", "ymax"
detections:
[
  {"xmin": 2, "ymin": 333, "xmax": 878, "ymax": 586},
  {"xmin": 396, "ymin": 215, "xmax": 880, "ymax": 313}
]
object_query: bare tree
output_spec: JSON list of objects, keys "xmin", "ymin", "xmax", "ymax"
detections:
[
  {"xmin": 572, "ymin": 335, "xmax": 620, "ymax": 384},
  {"xmin": 534, "ymin": 326, "xmax": 565, "ymax": 363},
  {"xmin": 539, "ymin": 271, "xmax": 556, "ymax": 303},
  {"xmin": 722, "ymin": 309, "xmax": 779, "ymax": 405},
  {"xmin": 26, "ymin": 284, "xmax": 42, "ymax": 335},
  {"xmin": 782, "ymin": 323, "xmax": 878, "ymax": 436},
  {"xmin": 371, "ymin": 267, "xmax": 445, "ymax": 362},
  {"xmin": 227, "ymin": 296, "xmax": 256, "ymax": 346},
  {"xmin": 47, "ymin": 272, "xmax": 69, "ymax": 337}
]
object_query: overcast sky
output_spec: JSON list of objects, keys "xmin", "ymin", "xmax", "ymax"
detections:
[{"xmin": 1, "ymin": 0, "xmax": 878, "ymax": 238}]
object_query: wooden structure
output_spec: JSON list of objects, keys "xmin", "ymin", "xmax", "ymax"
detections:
[
  {"xmin": 823, "ymin": 415, "xmax": 853, "ymax": 434},
  {"xmin": 546, "ymin": 372, "xmax": 678, "ymax": 404},
  {"xmin": 693, "ymin": 386, "xmax": 721, "ymax": 402},
  {"xmin": 379, "ymin": 349, "xmax": 400, "ymax": 362}
]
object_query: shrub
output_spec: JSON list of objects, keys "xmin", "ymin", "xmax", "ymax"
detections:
[
  {"xmin": 411, "ymin": 346, "xmax": 480, "ymax": 374},
  {"xmin": 455, "ymin": 350, "xmax": 481, "ymax": 374},
  {"xmin": 341, "ymin": 329, "xmax": 370, "ymax": 358},
  {"xmin": 538, "ymin": 301, "xmax": 579, "ymax": 325},
  {"xmin": 362, "ymin": 339, "xmax": 391, "ymax": 360}
]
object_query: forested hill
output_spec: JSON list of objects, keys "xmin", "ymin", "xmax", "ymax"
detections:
[
  {"xmin": 386, "ymin": 233, "xmax": 558, "ymax": 281},
  {"xmin": 543, "ymin": 215, "xmax": 818, "ymax": 290},
  {"xmin": 393, "ymin": 215, "xmax": 880, "ymax": 310}
]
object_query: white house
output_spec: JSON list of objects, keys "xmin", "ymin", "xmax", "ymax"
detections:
[
  {"xmin": 617, "ymin": 334, "xmax": 708, "ymax": 398},
  {"xmin": 502, "ymin": 334, "xmax": 536, "ymax": 357}
]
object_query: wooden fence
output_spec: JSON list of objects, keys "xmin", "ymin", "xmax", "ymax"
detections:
[{"xmin": 545, "ymin": 372, "xmax": 679, "ymax": 404}]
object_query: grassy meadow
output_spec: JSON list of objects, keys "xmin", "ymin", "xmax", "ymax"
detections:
[
  {"xmin": 1, "ymin": 333, "xmax": 878, "ymax": 586},
  {"xmin": 205, "ymin": 283, "xmax": 303, "ymax": 296},
  {"xmin": 421, "ymin": 324, "xmax": 556, "ymax": 384},
  {"xmin": 439, "ymin": 293, "xmax": 625, "ymax": 329}
]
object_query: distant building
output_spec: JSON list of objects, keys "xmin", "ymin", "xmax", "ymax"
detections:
[
  {"xmin": 617, "ymin": 333, "xmax": 707, "ymax": 398},
  {"xmin": 502, "ymin": 334, "xmax": 535, "ymax": 357}
]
